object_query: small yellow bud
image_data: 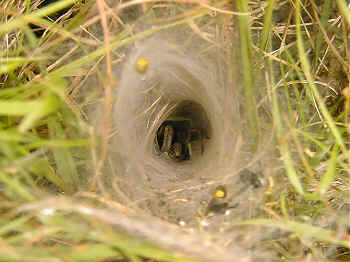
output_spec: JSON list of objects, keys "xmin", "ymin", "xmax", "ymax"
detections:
[
  {"xmin": 214, "ymin": 186, "xmax": 227, "ymax": 199},
  {"xmin": 136, "ymin": 58, "xmax": 148, "ymax": 73}
]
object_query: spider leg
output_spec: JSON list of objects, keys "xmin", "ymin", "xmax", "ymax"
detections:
[
  {"xmin": 157, "ymin": 125, "xmax": 164, "ymax": 136},
  {"xmin": 187, "ymin": 142, "xmax": 192, "ymax": 160},
  {"xmin": 190, "ymin": 128, "xmax": 204, "ymax": 155},
  {"xmin": 200, "ymin": 128, "xmax": 204, "ymax": 155},
  {"xmin": 161, "ymin": 125, "xmax": 174, "ymax": 153},
  {"xmin": 169, "ymin": 142, "xmax": 183, "ymax": 159}
]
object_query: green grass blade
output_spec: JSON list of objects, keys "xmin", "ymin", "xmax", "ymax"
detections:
[
  {"xmin": 48, "ymin": 118, "xmax": 79, "ymax": 193},
  {"xmin": 314, "ymin": 0, "xmax": 331, "ymax": 65},
  {"xmin": 320, "ymin": 145, "xmax": 339, "ymax": 194},
  {"xmin": 64, "ymin": 244, "xmax": 122, "ymax": 261},
  {"xmin": 0, "ymin": 62, "xmax": 23, "ymax": 74},
  {"xmin": 65, "ymin": 0, "xmax": 95, "ymax": 31},
  {"xmin": 0, "ymin": 100, "xmax": 40, "ymax": 116},
  {"xmin": 336, "ymin": 0, "xmax": 350, "ymax": 27},
  {"xmin": 237, "ymin": 0, "xmax": 259, "ymax": 147},
  {"xmin": 260, "ymin": 0, "xmax": 276, "ymax": 51},
  {"xmin": 19, "ymin": 93, "xmax": 61, "ymax": 133},
  {"xmin": 0, "ymin": 131, "xmax": 27, "ymax": 142},
  {"xmin": 0, "ymin": 171, "xmax": 36, "ymax": 201},
  {"xmin": 279, "ymin": 141, "xmax": 304, "ymax": 195},
  {"xmin": 279, "ymin": 192, "xmax": 289, "ymax": 217},
  {"xmin": 26, "ymin": 139, "xmax": 90, "ymax": 150},
  {"xmin": 29, "ymin": 159, "xmax": 67, "ymax": 191},
  {"xmin": 0, "ymin": 57, "xmax": 47, "ymax": 71},
  {"xmin": 0, "ymin": 215, "xmax": 31, "ymax": 236}
]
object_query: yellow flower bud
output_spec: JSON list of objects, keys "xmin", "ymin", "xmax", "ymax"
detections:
[
  {"xmin": 214, "ymin": 186, "xmax": 227, "ymax": 199},
  {"xmin": 136, "ymin": 58, "xmax": 148, "ymax": 73}
]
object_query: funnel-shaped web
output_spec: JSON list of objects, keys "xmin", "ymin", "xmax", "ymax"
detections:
[{"xmin": 104, "ymin": 37, "xmax": 264, "ymax": 229}]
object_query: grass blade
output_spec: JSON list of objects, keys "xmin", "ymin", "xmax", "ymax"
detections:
[
  {"xmin": 314, "ymin": 0, "xmax": 332, "ymax": 65},
  {"xmin": 0, "ymin": 100, "xmax": 40, "ymax": 116},
  {"xmin": 260, "ymin": 0, "xmax": 276, "ymax": 51},
  {"xmin": 336, "ymin": 0, "xmax": 350, "ymax": 27},
  {"xmin": 64, "ymin": 244, "xmax": 122, "ymax": 261},
  {"xmin": 0, "ymin": 171, "xmax": 36, "ymax": 201},
  {"xmin": 237, "ymin": 0, "xmax": 259, "ymax": 147},
  {"xmin": 320, "ymin": 145, "xmax": 339, "ymax": 194},
  {"xmin": 0, "ymin": 215, "xmax": 31, "ymax": 236},
  {"xmin": 48, "ymin": 117, "xmax": 79, "ymax": 193},
  {"xmin": 19, "ymin": 93, "xmax": 61, "ymax": 133}
]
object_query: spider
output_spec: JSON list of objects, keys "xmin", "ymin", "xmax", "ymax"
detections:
[
  {"xmin": 239, "ymin": 169, "xmax": 263, "ymax": 188},
  {"xmin": 156, "ymin": 116, "xmax": 204, "ymax": 161}
]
